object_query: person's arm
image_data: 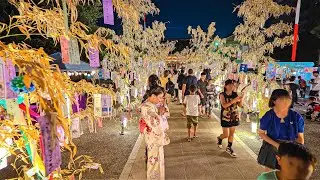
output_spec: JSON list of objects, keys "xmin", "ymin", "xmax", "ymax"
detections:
[
  {"xmin": 258, "ymin": 112, "xmax": 280, "ymax": 149},
  {"xmin": 296, "ymin": 113, "xmax": 305, "ymax": 144},
  {"xmin": 182, "ymin": 84, "xmax": 186, "ymax": 99},
  {"xmin": 296, "ymin": 133, "xmax": 304, "ymax": 144},
  {"xmin": 219, "ymin": 93, "xmax": 239, "ymax": 109}
]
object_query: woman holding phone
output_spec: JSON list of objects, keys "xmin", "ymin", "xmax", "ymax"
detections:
[{"xmin": 217, "ymin": 79, "xmax": 243, "ymax": 157}]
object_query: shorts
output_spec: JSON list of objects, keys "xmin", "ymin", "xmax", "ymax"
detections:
[
  {"xmin": 187, "ymin": 116, "xmax": 198, "ymax": 129},
  {"xmin": 200, "ymin": 97, "xmax": 207, "ymax": 106},
  {"xmin": 220, "ymin": 119, "xmax": 240, "ymax": 127}
]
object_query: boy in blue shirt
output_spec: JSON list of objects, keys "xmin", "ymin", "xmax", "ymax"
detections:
[{"xmin": 258, "ymin": 141, "xmax": 316, "ymax": 180}]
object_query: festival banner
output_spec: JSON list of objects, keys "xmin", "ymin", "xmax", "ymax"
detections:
[
  {"xmin": 60, "ymin": 36, "xmax": 70, "ymax": 64},
  {"xmin": 93, "ymin": 94, "xmax": 102, "ymax": 117},
  {"xmin": 69, "ymin": 37, "xmax": 81, "ymax": 64},
  {"xmin": 89, "ymin": 48, "xmax": 100, "ymax": 68},
  {"xmin": 103, "ymin": 0, "xmax": 114, "ymax": 25},
  {"xmin": 38, "ymin": 114, "xmax": 62, "ymax": 176}
]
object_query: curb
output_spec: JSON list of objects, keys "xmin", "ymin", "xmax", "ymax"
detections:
[
  {"xmin": 119, "ymin": 133, "xmax": 143, "ymax": 180},
  {"xmin": 211, "ymin": 112, "xmax": 258, "ymax": 160}
]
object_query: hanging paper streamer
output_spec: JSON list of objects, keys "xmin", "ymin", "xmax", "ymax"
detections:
[
  {"xmin": 69, "ymin": 37, "xmax": 81, "ymax": 64},
  {"xmin": 103, "ymin": 69, "xmax": 111, "ymax": 79},
  {"xmin": 71, "ymin": 117, "xmax": 81, "ymax": 139},
  {"xmin": 93, "ymin": 94, "xmax": 102, "ymax": 117},
  {"xmin": 6, "ymin": 98, "xmax": 25, "ymax": 125},
  {"xmin": 0, "ymin": 60, "xmax": 5, "ymax": 98},
  {"xmin": 101, "ymin": 95, "xmax": 112, "ymax": 117},
  {"xmin": 60, "ymin": 36, "xmax": 70, "ymax": 64},
  {"xmin": 89, "ymin": 48, "xmax": 100, "ymax": 68},
  {"xmin": 103, "ymin": 0, "xmax": 114, "ymax": 25},
  {"xmin": 38, "ymin": 114, "xmax": 62, "ymax": 176}
]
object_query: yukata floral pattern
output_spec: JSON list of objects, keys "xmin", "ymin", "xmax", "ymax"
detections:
[{"xmin": 141, "ymin": 101, "xmax": 170, "ymax": 180}]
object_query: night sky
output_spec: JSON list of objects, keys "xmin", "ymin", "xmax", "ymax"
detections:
[{"xmin": 150, "ymin": 0, "xmax": 243, "ymax": 39}]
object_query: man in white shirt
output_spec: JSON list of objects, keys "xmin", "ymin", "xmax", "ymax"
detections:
[
  {"xmin": 310, "ymin": 71, "xmax": 320, "ymax": 97},
  {"xmin": 183, "ymin": 85, "xmax": 201, "ymax": 142}
]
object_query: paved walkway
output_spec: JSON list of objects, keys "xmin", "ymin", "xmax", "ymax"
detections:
[{"xmin": 125, "ymin": 103, "xmax": 263, "ymax": 180}]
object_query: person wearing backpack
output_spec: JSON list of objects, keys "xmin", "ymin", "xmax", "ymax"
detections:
[
  {"xmin": 298, "ymin": 76, "xmax": 307, "ymax": 98},
  {"xmin": 182, "ymin": 69, "xmax": 198, "ymax": 116}
]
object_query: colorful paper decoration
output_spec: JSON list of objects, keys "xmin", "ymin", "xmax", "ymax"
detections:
[
  {"xmin": 103, "ymin": 0, "xmax": 114, "ymax": 25},
  {"xmin": 93, "ymin": 94, "xmax": 102, "ymax": 117},
  {"xmin": 38, "ymin": 114, "xmax": 62, "ymax": 176},
  {"xmin": 0, "ymin": 60, "xmax": 5, "ymax": 98},
  {"xmin": 6, "ymin": 98, "xmax": 25, "ymax": 125},
  {"xmin": 69, "ymin": 37, "xmax": 81, "ymax": 64},
  {"xmin": 101, "ymin": 95, "xmax": 112, "ymax": 117},
  {"xmin": 71, "ymin": 117, "xmax": 81, "ymax": 139},
  {"xmin": 60, "ymin": 36, "xmax": 70, "ymax": 64},
  {"xmin": 89, "ymin": 48, "xmax": 100, "ymax": 68}
]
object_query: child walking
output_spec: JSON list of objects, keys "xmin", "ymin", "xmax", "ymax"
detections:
[{"xmin": 184, "ymin": 85, "xmax": 201, "ymax": 142}]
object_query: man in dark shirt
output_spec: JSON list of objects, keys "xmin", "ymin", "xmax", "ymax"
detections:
[
  {"xmin": 198, "ymin": 72, "xmax": 208, "ymax": 116},
  {"xmin": 177, "ymin": 70, "xmax": 186, "ymax": 104},
  {"xmin": 182, "ymin": 69, "xmax": 198, "ymax": 98}
]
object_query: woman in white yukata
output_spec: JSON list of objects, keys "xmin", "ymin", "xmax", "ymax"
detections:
[{"xmin": 140, "ymin": 86, "xmax": 170, "ymax": 180}]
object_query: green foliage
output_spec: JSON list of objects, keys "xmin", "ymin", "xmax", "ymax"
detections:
[{"xmin": 77, "ymin": 3, "xmax": 103, "ymax": 33}]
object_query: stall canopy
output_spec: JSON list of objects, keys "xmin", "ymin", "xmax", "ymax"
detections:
[{"xmin": 50, "ymin": 52, "xmax": 97, "ymax": 71}]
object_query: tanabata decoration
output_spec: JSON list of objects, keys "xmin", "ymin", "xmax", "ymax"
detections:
[
  {"xmin": 93, "ymin": 94, "xmax": 102, "ymax": 117},
  {"xmin": 89, "ymin": 48, "xmax": 100, "ymax": 68},
  {"xmin": 69, "ymin": 37, "xmax": 81, "ymax": 65},
  {"xmin": 103, "ymin": 0, "xmax": 114, "ymax": 25},
  {"xmin": 10, "ymin": 76, "xmax": 35, "ymax": 93},
  {"xmin": 38, "ymin": 114, "xmax": 62, "ymax": 176},
  {"xmin": 71, "ymin": 117, "xmax": 81, "ymax": 139},
  {"xmin": 60, "ymin": 36, "xmax": 70, "ymax": 64},
  {"xmin": 4, "ymin": 59, "xmax": 17, "ymax": 98},
  {"xmin": 101, "ymin": 94, "xmax": 112, "ymax": 117}
]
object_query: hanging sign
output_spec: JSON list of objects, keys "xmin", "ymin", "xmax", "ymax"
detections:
[
  {"xmin": 89, "ymin": 48, "xmax": 100, "ymax": 68},
  {"xmin": 93, "ymin": 94, "xmax": 102, "ymax": 117},
  {"xmin": 5, "ymin": 59, "xmax": 16, "ymax": 98},
  {"xmin": 101, "ymin": 95, "xmax": 112, "ymax": 117},
  {"xmin": 71, "ymin": 117, "xmax": 81, "ymax": 139},
  {"xmin": 60, "ymin": 36, "xmax": 70, "ymax": 64},
  {"xmin": 103, "ymin": 0, "xmax": 114, "ymax": 25},
  {"xmin": 38, "ymin": 114, "xmax": 62, "ymax": 176},
  {"xmin": 69, "ymin": 37, "xmax": 81, "ymax": 64}
]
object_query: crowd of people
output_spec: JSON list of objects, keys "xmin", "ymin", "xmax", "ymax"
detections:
[{"xmin": 138, "ymin": 67, "xmax": 318, "ymax": 180}]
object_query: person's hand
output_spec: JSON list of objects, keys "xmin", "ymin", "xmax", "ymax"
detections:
[
  {"xmin": 159, "ymin": 106, "xmax": 166, "ymax": 114},
  {"xmin": 274, "ymin": 142, "xmax": 280, "ymax": 150},
  {"xmin": 200, "ymin": 94, "xmax": 204, "ymax": 99}
]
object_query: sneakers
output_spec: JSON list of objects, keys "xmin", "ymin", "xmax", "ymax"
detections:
[
  {"xmin": 187, "ymin": 138, "xmax": 192, "ymax": 142},
  {"xmin": 226, "ymin": 147, "xmax": 237, "ymax": 158},
  {"xmin": 217, "ymin": 137, "xmax": 223, "ymax": 149}
]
